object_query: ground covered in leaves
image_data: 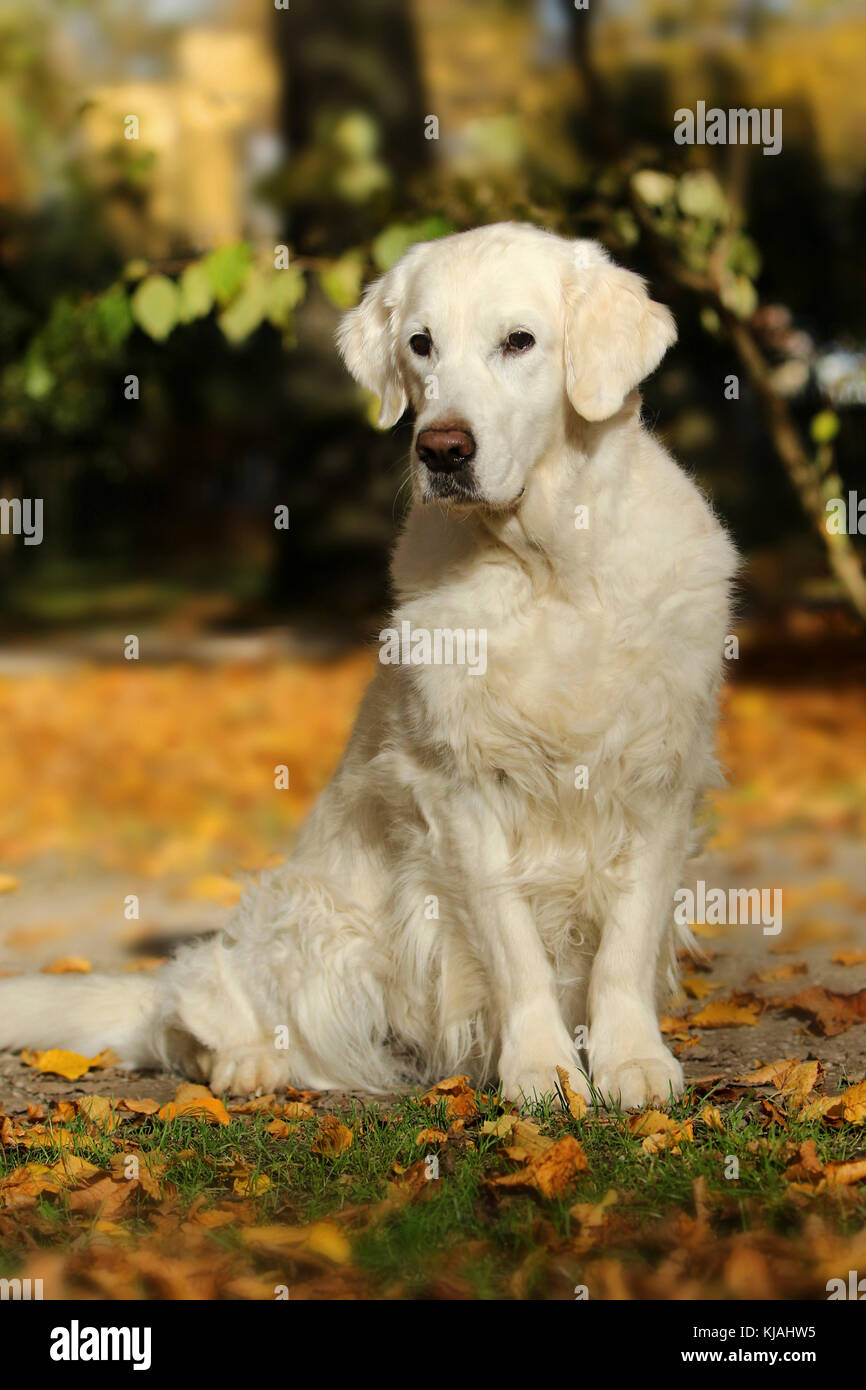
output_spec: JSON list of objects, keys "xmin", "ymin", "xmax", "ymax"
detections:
[
  {"xmin": 0, "ymin": 627, "xmax": 865, "ymax": 1298},
  {"xmin": 2, "ymin": 1069, "xmax": 866, "ymax": 1300}
]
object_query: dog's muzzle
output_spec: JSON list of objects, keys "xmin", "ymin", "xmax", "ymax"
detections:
[{"xmin": 416, "ymin": 425, "xmax": 477, "ymax": 501}]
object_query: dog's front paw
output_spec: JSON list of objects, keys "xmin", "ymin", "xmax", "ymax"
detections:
[
  {"xmin": 501, "ymin": 1062, "xmax": 592, "ymax": 1109},
  {"xmin": 499, "ymin": 1048, "xmax": 592, "ymax": 1109},
  {"xmin": 499, "ymin": 1001, "xmax": 591, "ymax": 1108},
  {"xmin": 592, "ymin": 1048, "xmax": 683, "ymax": 1110},
  {"xmin": 208, "ymin": 1044, "xmax": 290, "ymax": 1097}
]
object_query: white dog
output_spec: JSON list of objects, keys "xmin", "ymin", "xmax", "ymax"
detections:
[{"xmin": 0, "ymin": 224, "xmax": 736, "ymax": 1108}]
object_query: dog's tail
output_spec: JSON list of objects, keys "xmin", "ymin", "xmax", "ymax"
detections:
[{"xmin": 0, "ymin": 972, "xmax": 165, "ymax": 1067}]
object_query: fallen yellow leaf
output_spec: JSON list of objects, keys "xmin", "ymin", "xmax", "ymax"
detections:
[
  {"xmin": 481, "ymin": 1114, "xmax": 518, "ymax": 1140},
  {"xmin": 156, "ymin": 1087, "xmax": 231, "ymax": 1126},
  {"xmin": 92, "ymin": 1220, "xmax": 130, "ymax": 1239},
  {"xmin": 570, "ymin": 1188, "xmax": 618, "ymax": 1229},
  {"xmin": 41, "ymin": 956, "xmax": 92, "ymax": 975},
  {"xmin": 420, "ymin": 1075, "xmax": 478, "ymax": 1120},
  {"xmin": 78, "ymin": 1096, "xmax": 121, "ymax": 1131},
  {"xmin": 232, "ymin": 1172, "xmax": 271, "ymax": 1197},
  {"xmin": 20, "ymin": 1048, "xmax": 115, "ymax": 1081},
  {"xmin": 749, "ymin": 961, "xmax": 808, "ymax": 983},
  {"xmin": 825, "ymin": 1158, "xmax": 866, "ymax": 1186},
  {"xmin": 414, "ymin": 1128, "xmax": 449, "ymax": 1146},
  {"xmin": 627, "ymin": 1110, "xmax": 679, "ymax": 1138},
  {"xmin": 682, "ymin": 975, "xmax": 718, "ymax": 999},
  {"xmin": 240, "ymin": 1221, "xmax": 351, "ymax": 1264},
  {"xmin": 183, "ymin": 873, "xmax": 242, "ymax": 905},
  {"xmin": 311, "ymin": 1115, "xmax": 354, "ymax": 1155},
  {"xmin": 832, "ymin": 950, "xmax": 866, "ymax": 967},
  {"xmin": 509, "ymin": 1118, "xmax": 555, "ymax": 1157},
  {"xmin": 489, "ymin": 1135, "xmax": 588, "ymax": 1198},
  {"xmin": 117, "ymin": 1097, "xmax": 161, "ymax": 1115},
  {"xmin": 691, "ymin": 999, "xmax": 761, "ymax": 1028},
  {"xmin": 556, "ymin": 1066, "xmax": 588, "ymax": 1120}
]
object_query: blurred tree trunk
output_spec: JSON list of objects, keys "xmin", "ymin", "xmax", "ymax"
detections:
[
  {"xmin": 272, "ymin": 0, "xmax": 432, "ymax": 255},
  {"xmin": 267, "ymin": 0, "xmax": 432, "ymax": 618},
  {"xmin": 557, "ymin": 0, "xmax": 619, "ymax": 160}
]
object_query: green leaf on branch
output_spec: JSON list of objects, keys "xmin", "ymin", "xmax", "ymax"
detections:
[
  {"xmin": 319, "ymin": 251, "xmax": 364, "ymax": 309},
  {"xmin": 332, "ymin": 111, "xmax": 379, "ymax": 160},
  {"xmin": 267, "ymin": 263, "xmax": 306, "ymax": 327},
  {"xmin": 23, "ymin": 355, "xmax": 54, "ymax": 400},
  {"xmin": 179, "ymin": 262, "xmax": 215, "ymax": 323},
  {"xmin": 810, "ymin": 410, "xmax": 840, "ymax": 445},
  {"xmin": 700, "ymin": 306, "xmax": 721, "ymax": 336},
  {"xmin": 217, "ymin": 267, "xmax": 268, "ymax": 344},
  {"xmin": 131, "ymin": 275, "xmax": 181, "ymax": 341},
  {"xmin": 90, "ymin": 288, "xmax": 134, "ymax": 350},
  {"xmin": 372, "ymin": 217, "xmax": 454, "ymax": 272},
  {"xmin": 677, "ymin": 171, "xmax": 730, "ymax": 223},
  {"xmin": 203, "ymin": 243, "xmax": 253, "ymax": 305},
  {"xmin": 727, "ymin": 233, "xmax": 762, "ymax": 281},
  {"xmin": 719, "ymin": 273, "xmax": 758, "ymax": 320},
  {"xmin": 334, "ymin": 160, "xmax": 390, "ymax": 202},
  {"xmin": 631, "ymin": 170, "xmax": 677, "ymax": 208}
]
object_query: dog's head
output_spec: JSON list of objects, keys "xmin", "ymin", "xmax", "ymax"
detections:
[{"xmin": 337, "ymin": 223, "xmax": 676, "ymax": 509}]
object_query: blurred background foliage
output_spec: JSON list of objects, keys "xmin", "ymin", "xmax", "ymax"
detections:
[{"xmin": 0, "ymin": 0, "xmax": 865, "ymax": 638}]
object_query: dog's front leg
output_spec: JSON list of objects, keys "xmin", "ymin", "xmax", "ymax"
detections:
[
  {"xmin": 449, "ymin": 790, "xmax": 589, "ymax": 1106},
  {"xmin": 587, "ymin": 802, "xmax": 691, "ymax": 1109}
]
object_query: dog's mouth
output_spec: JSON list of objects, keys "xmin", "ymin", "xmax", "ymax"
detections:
[
  {"xmin": 421, "ymin": 474, "xmax": 526, "ymax": 511},
  {"xmin": 423, "ymin": 471, "xmax": 479, "ymax": 504}
]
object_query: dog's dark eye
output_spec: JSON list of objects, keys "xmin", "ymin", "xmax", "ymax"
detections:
[
  {"xmin": 409, "ymin": 332, "xmax": 432, "ymax": 357},
  {"xmin": 504, "ymin": 330, "xmax": 535, "ymax": 354}
]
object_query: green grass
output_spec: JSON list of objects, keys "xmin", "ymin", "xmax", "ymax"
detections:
[{"xmin": 1, "ymin": 1083, "xmax": 864, "ymax": 1297}]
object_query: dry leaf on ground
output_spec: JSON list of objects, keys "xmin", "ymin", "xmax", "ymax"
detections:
[
  {"xmin": 157, "ymin": 1083, "xmax": 231, "ymax": 1126},
  {"xmin": 311, "ymin": 1115, "xmax": 354, "ymax": 1156},
  {"xmin": 556, "ymin": 1066, "xmax": 588, "ymax": 1119},
  {"xmin": 414, "ymin": 1128, "xmax": 449, "ymax": 1146},
  {"xmin": 420, "ymin": 1075, "xmax": 478, "ymax": 1121},
  {"xmin": 240, "ymin": 1221, "xmax": 351, "ymax": 1265},
  {"xmin": 781, "ymin": 986, "xmax": 866, "ymax": 1036},
  {"xmin": 20, "ymin": 1048, "xmax": 116, "ymax": 1081},
  {"xmin": 182, "ymin": 874, "xmax": 243, "ymax": 905},
  {"xmin": 682, "ymin": 975, "xmax": 718, "ymax": 999},
  {"xmin": 832, "ymin": 950, "xmax": 866, "ymax": 967},
  {"xmin": 749, "ymin": 962, "xmax": 808, "ymax": 984},
  {"xmin": 489, "ymin": 1135, "xmax": 588, "ymax": 1199},
  {"xmin": 691, "ymin": 997, "xmax": 763, "ymax": 1028},
  {"xmin": 41, "ymin": 957, "xmax": 92, "ymax": 974}
]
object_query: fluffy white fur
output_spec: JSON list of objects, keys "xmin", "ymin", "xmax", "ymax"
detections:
[{"xmin": 0, "ymin": 224, "xmax": 737, "ymax": 1108}]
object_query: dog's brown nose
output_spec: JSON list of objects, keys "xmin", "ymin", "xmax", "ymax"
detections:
[{"xmin": 416, "ymin": 426, "xmax": 476, "ymax": 473}]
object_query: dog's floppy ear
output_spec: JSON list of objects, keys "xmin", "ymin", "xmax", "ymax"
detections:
[
  {"xmin": 336, "ymin": 270, "xmax": 407, "ymax": 429},
  {"xmin": 564, "ymin": 242, "xmax": 676, "ymax": 422}
]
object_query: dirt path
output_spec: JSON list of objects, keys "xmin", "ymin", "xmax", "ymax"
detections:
[{"xmin": 2, "ymin": 832, "xmax": 864, "ymax": 1113}]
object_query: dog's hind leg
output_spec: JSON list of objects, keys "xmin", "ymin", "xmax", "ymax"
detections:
[{"xmin": 161, "ymin": 865, "xmax": 401, "ymax": 1095}]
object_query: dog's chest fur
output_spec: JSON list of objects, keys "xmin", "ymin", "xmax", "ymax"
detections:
[{"xmin": 390, "ymin": 538, "xmax": 704, "ymax": 808}]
